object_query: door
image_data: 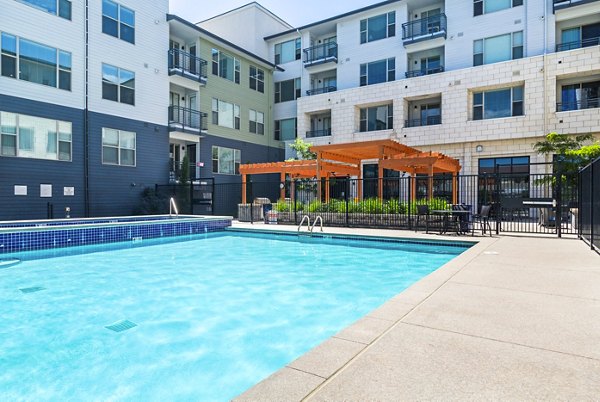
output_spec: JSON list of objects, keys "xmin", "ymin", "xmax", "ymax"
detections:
[
  {"xmin": 582, "ymin": 23, "xmax": 600, "ymax": 47},
  {"xmin": 188, "ymin": 44, "xmax": 197, "ymax": 74},
  {"xmin": 323, "ymin": 76, "xmax": 336, "ymax": 92},
  {"xmin": 169, "ymin": 92, "xmax": 180, "ymax": 122},
  {"xmin": 420, "ymin": 56, "xmax": 441, "ymax": 75},
  {"xmin": 187, "ymin": 144, "xmax": 197, "ymax": 180},
  {"xmin": 421, "ymin": 8, "xmax": 441, "ymax": 34},
  {"xmin": 188, "ymin": 93, "xmax": 198, "ymax": 128},
  {"xmin": 420, "ymin": 103, "xmax": 441, "ymax": 125},
  {"xmin": 169, "ymin": 40, "xmax": 180, "ymax": 68}
]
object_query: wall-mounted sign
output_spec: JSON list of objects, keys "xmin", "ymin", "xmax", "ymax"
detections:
[
  {"xmin": 196, "ymin": 162, "xmax": 204, "ymax": 167},
  {"xmin": 40, "ymin": 184, "xmax": 52, "ymax": 198},
  {"xmin": 64, "ymin": 187, "xmax": 75, "ymax": 196},
  {"xmin": 14, "ymin": 185, "xmax": 27, "ymax": 196}
]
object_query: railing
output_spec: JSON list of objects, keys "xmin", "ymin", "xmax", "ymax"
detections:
[
  {"xmin": 306, "ymin": 128, "xmax": 332, "ymax": 138},
  {"xmin": 306, "ymin": 86, "xmax": 337, "ymax": 96},
  {"xmin": 168, "ymin": 49, "xmax": 207, "ymax": 82},
  {"xmin": 169, "ymin": 162, "xmax": 198, "ymax": 182},
  {"xmin": 555, "ymin": 36, "xmax": 600, "ymax": 52},
  {"xmin": 168, "ymin": 106, "xmax": 207, "ymax": 131},
  {"xmin": 553, "ymin": 0, "xmax": 599, "ymax": 11},
  {"xmin": 405, "ymin": 66, "xmax": 444, "ymax": 78},
  {"xmin": 405, "ymin": 116, "xmax": 442, "ymax": 128},
  {"xmin": 402, "ymin": 13, "xmax": 447, "ymax": 42},
  {"xmin": 579, "ymin": 156, "xmax": 599, "ymax": 252},
  {"xmin": 556, "ymin": 97, "xmax": 600, "ymax": 112},
  {"xmin": 303, "ymin": 42, "xmax": 338, "ymax": 66},
  {"xmin": 169, "ymin": 197, "xmax": 179, "ymax": 218}
]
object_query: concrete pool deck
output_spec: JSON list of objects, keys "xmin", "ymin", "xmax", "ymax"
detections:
[{"xmin": 232, "ymin": 222, "xmax": 600, "ymax": 401}]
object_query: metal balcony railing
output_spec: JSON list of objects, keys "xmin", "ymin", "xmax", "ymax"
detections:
[
  {"xmin": 306, "ymin": 128, "xmax": 332, "ymax": 138},
  {"xmin": 402, "ymin": 13, "xmax": 447, "ymax": 43},
  {"xmin": 168, "ymin": 106, "xmax": 207, "ymax": 131},
  {"xmin": 306, "ymin": 86, "xmax": 337, "ymax": 96},
  {"xmin": 556, "ymin": 97, "xmax": 600, "ymax": 112},
  {"xmin": 168, "ymin": 49, "xmax": 207, "ymax": 83},
  {"xmin": 405, "ymin": 116, "xmax": 442, "ymax": 128},
  {"xmin": 303, "ymin": 42, "xmax": 338, "ymax": 66},
  {"xmin": 555, "ymin": 36, "xmax": 600, "ymax": 52},
  {"xmin": 405, "ymin": 66, "xmax": 445, "ymax": 78},
  {"xmin": 553, "ymin": 0, "xmax": 599, "ymax": 12}
]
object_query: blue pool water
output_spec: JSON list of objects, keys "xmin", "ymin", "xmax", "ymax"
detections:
[{"xmin": 0, "ymin": 231, "xmax": 469, "ymax": 401}]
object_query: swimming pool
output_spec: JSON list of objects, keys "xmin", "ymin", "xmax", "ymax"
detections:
[{"xmin": 0, "ymin": 230, "xmax": 470, "ymax": 401}]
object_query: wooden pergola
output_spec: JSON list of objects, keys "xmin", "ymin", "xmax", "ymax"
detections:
[{"xmin": 238, "ymin": 139, "xmax": 461, "ymax": 203}]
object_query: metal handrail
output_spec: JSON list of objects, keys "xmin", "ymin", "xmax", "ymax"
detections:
[
  {"xmin": 402, "ymin": 13, "xmax": 447, "ymax": 41},
  {"xmin": 298, "ymin": 215, "xmax": 311, "ymax": 232},
  {"xmin": 310, "ymin": 215, "xmax": 324, "ymax": 233},
  {"xmin": 169, "ymin": 197, "xmax": 179, "ymax": 218},
  {"xmin": 303, "ymin": 42, "xmax": 338, "ymax": 65},
  {"xmin": 168, "ymin": 49, "xmax": 207, "ymax": 80},
  {"xmin": 555, "ymin": 36, "xmax": 600, "ymax": 52},
  {"xmin": 168, "ymin": 106, "xmax": 207, "ymax": 131},
  {"xmin": 405, "ymin": 66, "xmax": 444, "ymax": 78},
  {"xmin": 556, "ymin": 97, "xmax": 600, "ymax": 112},
  {"xmin": 405, "ymin": 116, "xmax": 442, "ymax": 127},
  {"xmin": 306, "ymin": 128, "xmax": 332, "ymax": 138},
  {"xmin": 306, "ymin": 86, "xmax": 337, "ymax": 96}
]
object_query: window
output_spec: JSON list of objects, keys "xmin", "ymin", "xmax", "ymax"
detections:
[
  {"xmin": 102, "ymin": 128, "xmax": 136, "ymax": 166},
  {"xmin": 360, "ymin": 12, "xmax": 395, "ymax": 44},
  {"xmin": 212, "ymin": 98, "xmax": 240, "ymax": 129},
  {"xmin": 559, "ymin": 23, "xmax": 600, "ymax": 51},
  {"xmin": 17, "ymin": 0, "xmax": 72, "ymax": 19},
  {"xmin": 473, "ymin": 31, "xmax": 523, "ymax": 66},
  {"xmin": 360, "ymin": 58, "xmax": 395, "ymax": 86},
  {"xmin": 474, "ymin": 0, "xmax": 522, "ymax": 16},
  {"xmin": 560, "ymin": 80, "xmax": 600, "ymax": 111},
  {"xmin": 0, "ymin": 111, "xmax": 72, "ymax": 161},
  {"xmin": 1, "ymin": 34, "xmax": 72, "ymax": 91},
  {"xmin": 473, "ymin": 86, "xmax": 523, "ymax": 120},
  {"xmin": 102, "ymin": 64, "xmax": 135, "ymax": 105},
  {"xmin": 212, "ymin": 146, "xmax": 241, "ymax": 175},
  {"xmin": 275, "ymin": 78, "xmax": 301, "ymax": 103},
  {"xmin": 249, "ymin": 110, "xmax": 264, "ymax": 135},
  {"xmin": 359, "ymin": 104, "xmax": 393, "ymax": 132},
  {"xmin": 274, "ymin": 118, "xmax": 297, "ymax": 141},
  {"xmin": 211, "ymin": 49, "xmax": 240, "ymax": 84},
  {"xmin": 102, "ymin": 0, "xmax": 135, "ymax": 44},
  {"xmin": 249, "ymin": 66, "xmax": 264, "ymax": 93},
  {"xmin": 274, "ymin": 38, "xmax": 301, "ymax": 64}
]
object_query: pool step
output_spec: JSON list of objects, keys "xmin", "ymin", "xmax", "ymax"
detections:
[
  {"xmin": 105, "ymin": 320, "xmax": 137, "ymax": 333},
  {"xmin": 0, "ymin": 259, "xmax": 21, "ymax": 269}
]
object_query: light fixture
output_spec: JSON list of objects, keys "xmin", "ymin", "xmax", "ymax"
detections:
[{"xmin": 475, "ymin": 145, "xmax": 484, "ymax": 153}]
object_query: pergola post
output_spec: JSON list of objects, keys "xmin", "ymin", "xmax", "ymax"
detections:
[
  {"xmin": 316, "ymin": 152, "xmax": 322, "ymax": 202},
  {"xmin": 411, "ymin": 169, "xmax": 417, "ymax": 202},
  {"xmin": 428, "ymin": 165, "xmax": 434, "ymax": 201},
  {"xmin": 325, "ymin": 173, "xmax": 330, "ymax": 203},
  {"xmin": 452, "ymin": 172, "xmax": 458, "ymax": 205},
  {"xmin": 358, "ymin": 165, "xmax": 363, "ymax": 201},
  {"xmin": 378, "ymin": 146, "xmax": 384, "ymax": 200},
  {"xmin": 280, "ymin": 172, "xmax": 286, "ymax": 201},
  {"xmin": 290, "ymin": 179, "xmax": 296, "ymax": 203},
  {"xmin": 242, "ymin": 174, "xmax": 247, "ymax": 204}
]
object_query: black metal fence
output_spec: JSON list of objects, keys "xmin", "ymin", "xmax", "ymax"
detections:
[
  {"xmin": 161, "ymin": 173, "xmax": 579, "ymax": 236},
  {"xmin": 579, "ymin": 157, "xmax": 599, "ymax": 252}
]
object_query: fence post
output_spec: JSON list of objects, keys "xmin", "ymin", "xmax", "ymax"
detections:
[
  {"xmin": 591, "ymin": 163, "xmax": 595, "ymax": 250},
  {"xmin": 189, "ymin": 182, "xmax": 194, "ymax": 215},
  {"xmin": 294, "ymin": 179, "xmax": 298, "ymax": 225},
  {"xmin": 408, "ymin": 175, "xmax": 412, "ymax": 230},
  {"xmin": 345, "ymin": 177, "xmax": 350, "ymax": 227},
  {"xmin": 495, "ymin": 172, "xmax": 501, "ymax": 235},
  {"xmin": 249, "ymin": 180, "xmax": 253, "ymax": 224},
  {"xmin": 556, "ymin": 170, "xmax": 562, "ymax": 238}
]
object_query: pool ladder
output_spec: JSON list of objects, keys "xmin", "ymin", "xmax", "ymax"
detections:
[{"xmin": 297, "ymin": 215, "xmax": 324, "ymax": 233}]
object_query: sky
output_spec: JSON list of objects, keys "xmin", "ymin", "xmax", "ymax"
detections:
[{"xmin": 169, "ymin": 0, "xmax": 381, "ymax": 26}]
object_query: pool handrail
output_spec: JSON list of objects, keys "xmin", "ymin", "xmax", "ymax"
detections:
[
  {"xmin": 298, "ymin": 215, "xmax": 310, "ymax": 232},
  {"xmin": 310, "ymin": 216, "xmax": 324, "ymax": 233},
  {"xmin": 169, "ymin": 197, "xmax": 179, "ymax": 218}
]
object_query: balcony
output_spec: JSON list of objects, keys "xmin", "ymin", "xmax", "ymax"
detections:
[
  {"xmin": 168, "ymin": 106, "xmax": 207, "ymax": 132},
  {"xmin": 303, "ymin": 42, "xmax": 338, "ymax": 67},
  {"xmin": 556, "ymin": 97, "xmax": 600, "ymax": 112},
  {"xmin": 556, "ymin": 36, "xmax": 600, "ymax": 52},
  {"xmin": 405, "ymin": 116, "xmax": 442, "ymax": 128},
  {"xmin": 306, "ymin": 86, "xmax": 337, "ymax": 96},
  {"xmin": 553, "ymin": 0, "xmax": 600, "ymax": 12},
  {"xmin": 168, "ymin": 49, "xmax": 207, "ymax": 85},
  {"xmin": 402, "ymin": 14, "xmax": 447, "ymax": 45},
  {"xmin": 306, "ymin": 128, "xmax": 331, "ymax": 138},
  {"xmin": 405, "ymin": 66, "xmax": 444, "ymax": 78}
]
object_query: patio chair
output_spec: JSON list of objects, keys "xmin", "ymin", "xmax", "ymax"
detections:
[
  {"xmin": 472, "ymin": 205, "xmax": 492, "ymax": 236},
  {"xmin": 415, "ymin": 204, "xmax": 430, "ymax": 233}
]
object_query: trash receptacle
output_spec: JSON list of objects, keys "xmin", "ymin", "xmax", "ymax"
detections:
[{"xmin": 263, "ymin": 203, "xmax": 272, "ymax": 224}]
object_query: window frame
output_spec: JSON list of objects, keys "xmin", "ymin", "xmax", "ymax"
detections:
[
  {"xmin": 101, "ymin": 128, "xmax": 136, "ymax": 167},
  {"xmin": 17, "ymin": 0, "xmax": 72, "ymax": 20},
  {"xmin": 211, "ymin": 98, "xmax": 241, "ymax": 130},
  {"xmin": 211, "ymin": 145, "xmax": 241, "ymax": 175},
  {"xmin": 249, "ymin": 65, "xmax": 265, "ymax": 93},
  {"xmin": 274, "ymin": 118, "xmax": 297, "ymax": 141},
  {"xmin": 359, "ymin": 104, "xmax": 394, "ymax": 132},
  {"xmin": 211, "ymin": 48, "xmax": 240, "ymax": 84},
  {"xmin": 102, "ymin": 63, "xmax": 135, "ymax": 105},
  {"xmin": 474, "ymin": 0, "xmax": 523, "ymax": 16},
  {"xmin": 473, "ymin": 86, "xmax": 524, "ymax": 120},
  {"xmin": 102, "ymin": 0, "xmax": 135, "ymax": 44},
  {"xmin": 360, "ymin": 11, "xmax": 396, "ymax": 44},
  {"xmin": 473, "ymin": 31, "xmax": 523, "ymax": 66},
  {"xmin": 274, "ymin": 78, "xmax": 301, "ymax": 103},
  {"xmin": 249, "ymin": 109, "xmax": 265, "ymax": 135},
  {"xmin": 274, "ymin": 38, "xmax": 301, "ymax": 64},
  {"xmin": 360, "ymin": 58, "xmax": 395, "ymax": 87}
]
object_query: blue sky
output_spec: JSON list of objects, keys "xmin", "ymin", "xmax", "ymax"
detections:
[{"xmin": 169, "ymin": 0, "xmax": 380, "ymax": 26}]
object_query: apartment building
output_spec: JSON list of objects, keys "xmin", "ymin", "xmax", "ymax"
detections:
[
  {"xmin": 166, "ymin": 15, "xmax": 285, "ymax": 185},
  {"xmin": 0, "ymin": 0, "xmax": 170, "ymax": 220}
]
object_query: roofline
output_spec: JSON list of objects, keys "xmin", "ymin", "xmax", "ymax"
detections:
[
  {"xmin": 167, "ymin": 14, "xmax": 284, "ymax": 71},
  {"xmin": 264, "ymin": 0, "xmax": 403, "ymax": 41},
  {"xmin": 197, "ymin": 1, "xmax": 293, "ymax": 30}
]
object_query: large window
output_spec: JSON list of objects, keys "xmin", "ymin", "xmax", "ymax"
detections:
[
  {"xmin": 474, "ymin": 31, "xmax": 523, "ymax": 66},
  {"xmin": 275, "ymin": 78, "xmax": 301, "ymax": 103},
  {"xmin": 17, "ymin": 0, "xmax": 72, "ymax": 19},
  {"xmin": 275, "ymin": 118, "xmax": 297, "ymax": 141},
  {"xmin": 360, "ymin": 12, "xmax": 395, "ymax": 44},
  {"xmin": 474, "ymin": 0, "xmax": 523, "ymax": 16},
  {"xmin": 274, "ymin": 38, "xmax": 301, "ymax": 64},
  {"xmin": 360, "ymin": 58, "xmax": 395, "ymax": 86},
  {"xmin": 1, "ymin": 34, "xmax": 71, "ymax": 91},
  {"xmin": 360, "ymin": 104, "xmax": 393, "ymax": 132},
  {"xmin": 102, "ymin": 0, "xmax": 135, "ymax": 44},
  {"xmin": 473, "ymin": 86, "xmax": 523, "ymax": 120},
  {"xmin": 560, "ymin": 80, "xmax": 600, "ymax": 111},
  {"xmin": 249, "ymin": 110, "xmax": 264, "ymax": 135},
  {"xmin": 559, "ymin": 23, "xmax": 600, "ymax": 51},
  {"xmin": 102, "ymin": 128, "xmax": 135, "ymax": 166},
  {"xmin": 249, "ymin": 66, "xmax": 264, "ymax": 93},
  {"xmin": 102, "ymin": 64, "xmax": 135, "ymax": 105},
  {"xmin": 212, "ymin": 99, "xmax": 240, "ymax": 129},
  {"xmin": 0, "ymin": 111, "xmax": 72, "ymax": 161},
  {"xmin": 212, "ymin": 146, "xmax": 240, "ymax": 175},
  {"xmin": 211, "ymin": 49, "xmax": 240, "ymax": 84}
]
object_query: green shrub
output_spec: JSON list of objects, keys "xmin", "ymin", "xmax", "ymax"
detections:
[
  {"xmin": 274, "ymin": 199, "xmax": 304, "ymax": 212},
  {"xmin": 307, "ymin": 200, "xmax": 324, "ymax": 213},
  {"xmin": 360, "ymin": 198, "xmax": 384, "ymax": 214}
]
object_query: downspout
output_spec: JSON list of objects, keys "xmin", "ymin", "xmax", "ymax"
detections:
[
  {"xmin": 84, "ymin": 0, "xmax": 90, "ymax": 216},
  {"xmin": 542, "ymin": 0, "xmax": 549, "ymax": 172}
]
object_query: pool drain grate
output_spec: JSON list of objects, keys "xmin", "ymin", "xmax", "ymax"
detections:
[
  {"xmin": 105, "ymin": 320, "xmax": 137, "ymax": 333},
  {"xmin": 20, "ymin": 286, "xmax": 46, "ymax": 294}
]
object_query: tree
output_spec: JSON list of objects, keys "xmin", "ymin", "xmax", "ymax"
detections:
[
  {"xmin": 534, "ymin": 132, "xmax": 599, "ymax": 174},
  {"xmin": 288, "ymin": 138, "xmax": 316, "ymax": 160},
  {"xmin": 180, "ymin": 153, "xmax": 190, "ymax": 184}
]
